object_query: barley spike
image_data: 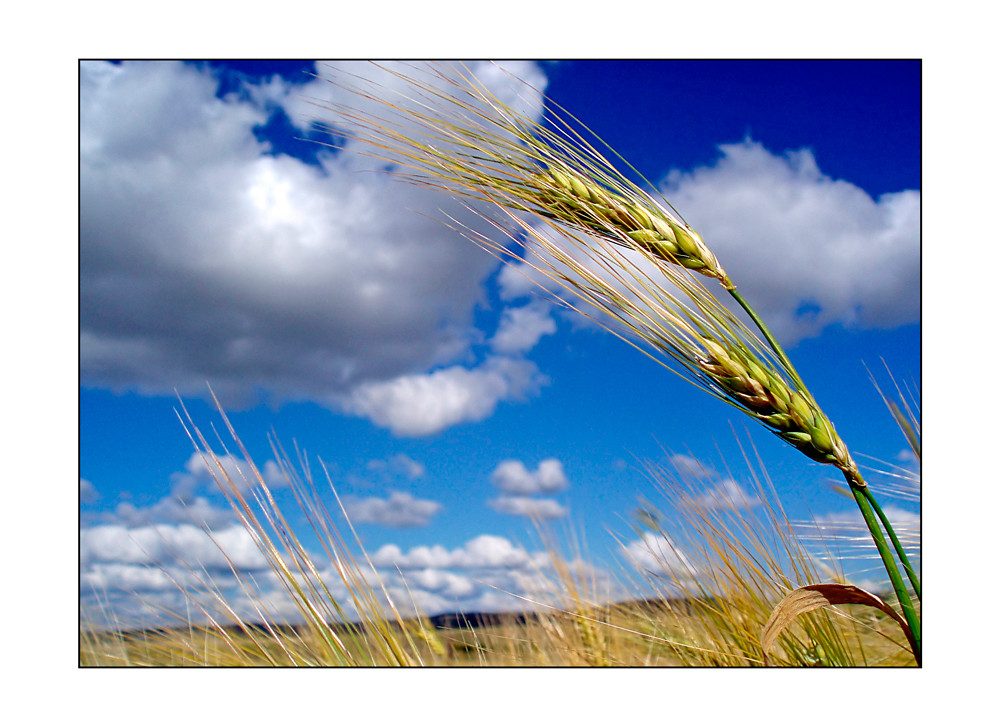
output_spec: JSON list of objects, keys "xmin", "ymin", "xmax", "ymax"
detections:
[
  {"xmin": 696, "ymin": 337, "xmax": 858, "ymax": 473},
  {"xmin": 534, "ymin": 166, "xmax": 732, "ymax": 287}
]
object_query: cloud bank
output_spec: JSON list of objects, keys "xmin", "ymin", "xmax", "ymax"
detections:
[
  {"xmin": 81, "ymin": 62, "xmax": 917, "ymax": 439},
  {"xmin": 661, "ymin": 139, "xmax": 920, "ymax": 344},
  {"xmin": 80, "ymin": 521, "xmax": 619, "ymax": 629},
  {"xmin": 498, "ymin": 138, "xmax": 919, "ymax": 348},
  {"xmin": 80, "ymin": 60, "xmax": 550, "ymax": 435}
]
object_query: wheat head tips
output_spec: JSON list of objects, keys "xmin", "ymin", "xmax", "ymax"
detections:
[
  {"xmin": 531, "ymin": 164, "xmax": 730, "ymax": 287},
  {"xmin": 316, "ymin": 62, "xmax": 862, "ymax": 485},
  {"xmin": 314, "ymin": 62, "xmax": 733, "ymax": 289}
]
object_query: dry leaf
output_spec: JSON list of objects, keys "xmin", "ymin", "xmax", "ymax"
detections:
[{"xmin": 761, "ymin": 583, "xmax": 915, "ymax": 665}]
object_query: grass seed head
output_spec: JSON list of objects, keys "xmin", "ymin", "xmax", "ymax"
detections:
[
  {"xmin": 317, "ymin": 61, "xmax": 862, "ymax": 485},
  {"xmin": 696, "ymin": 337, "xmax": 857, "ymax": 472},
  {"xmin": 538, "ymin": 166, "xmax": 731, "ymax": 287}
]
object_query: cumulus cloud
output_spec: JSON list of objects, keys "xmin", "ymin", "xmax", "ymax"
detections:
[
  {"xmin": 665, "ymin": 453, "xmax": 761, "ymax": 511},
  {"xmin": 80, "ymin": 520, "xmax": 279, "ymax": 628},
  {"xmin": 403, "ymin": 568, "xmax": 478, "ymax": 599},
  {"xmin": 169, "ymin": 452, "xmax": 287, "ymax": 500},
  {"xmin": 621, "ymin": 532, "xmax": 698, "ymax": 579},
  {"xmin": 365, "ymin": 453, "xmax": 426, "ymax": 480},
  {"xmin": 487, "ymin": 496, "xmax": 568, "ymax": 520},
  {"xmin": 497, "ymin": 139, "xmax": 919, "ymax": 348},
  {"xmin": 489, "ymin": 301, "xmax": 556, "ymax": 354},
  {"xmin": 113, "ymin": 495, "xmax": 235, "ymax": 530},
  {"xmin": 371, "ymin": 534, "xmax": 540, "ymax": 571},
  {"xmin": 660, "ymin": 139, "xmax": 920, "ymax": 344},
  {"xmin": 81, "ymin": 522, "xmax": 270, "ymax": 572},
  {"xmin": 339, "ymin": 356, "xmax": 546, "ymax": 437},
  {"xmin": 485, "ymin": 458, "xmax": 570, "ymax": 519},
  {"xmin": 377, "ymin": 541, "xmax": 621, "ymax": 617},
  {"xmin": 340, "ymin": 491, "xmax": 443, "ymax": 527},
  {"xmin": 681, "ymin": 477, "xmax": 763, "ymax": 512},
  {"xmin": 80, "ymin": 478, "xmax": 99, "ymax": 503},
  {"xmin": 87, "ymin": 452, "xmax": 289, "ymax": 530},
  {"xmin": 490, "ymin": 458, "xmax": 569, "ymax": 495},
  {"xmin": 80, "ymin": 60, "xmax": 551, "ymax": 434},
  {"xmin": 80, "ymin": 520, "xmax": 622, "ymax": 629}
]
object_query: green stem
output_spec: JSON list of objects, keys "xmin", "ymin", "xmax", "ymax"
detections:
[
  {"xmin": 728, "ymin": 288, "xmax": 808, "ymax": 394},
  {"xmin": 862, "ymin": 485, "xmax": 921, "ymax": 600},
  {"xmin": 729, "ymin": 286, "xmax": 921, "ymax": 663},
  {"xmin": 850, "ymin": 479, "xmax": 921, "ymax": 663}
]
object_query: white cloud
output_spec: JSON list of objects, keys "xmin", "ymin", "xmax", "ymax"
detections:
[
  {"xmin": 496, "ymin": 138, "xmax": 919, "ymax": 349},
  {"xmin": 169, "ymin": 452, "xmax": 286, "ymax": 499},
  {"xmin": 80, "ymin": 522, "xmax": 269, "ymax": 571},
  {"xmin": 80, "ymin": 520, "xmax": 277, "ymax": 629},
  {"xmin": 328, "ymin": 533, "xmax": 593, "ymax": 617},
  {"xmin": 80, "ymin": 478, "xmax": 99, "ymax": 503},
  {"xmin": 113, "ymin": 495, "xmax": 235, "ymax": 529},
  {"xmin": 488, "ymin": 495, "xmax": 568, "ymax": 520},
  {"xmin": 369, "ymin": 543, "xmax": 453, "ymax": 570},
  {"xmin": 670, "ymin": 453, "xmax": 717, "ymax": 480},
  {"xmin": 391, "ymin": 454, "xmax": 426, "ymax": 479},
  {"xmin": 80, "ymin": 521, "xmax": 625, "ymax": 629},
  {"xmin": 371, "ymin": 534, "xmax": 539, "ymax": 571},
  {"xmin": 621, "ymin": 532, "xmax": 698, "ymax": 579},
  {"xmin": 490, "ymin": 301, "xmax": 556, "ymax": 354},
  {"xmin": 681, "ymin": 477, "xmax": 763, "ymax": 511},
  {"xmin": 340, "ymin": 356, "xmax": 546, "ymax": 437},
  {"xmin": 490, "ymin": 458, "xmax": 569, "ymax": 495},
  {"xmin": 482, "ymin": 446, "xmax": 571, "ymax": 522},
  {"xmin": 660, "ymin": 139, "xmax": 920, "ymax": 344},
  {"xmin": 668, "ymin": 453, "xmax": 761, "ymax": 511},
  {"xmin": 80, "ymin": 563, "xmax": 157, "ymax": 594},
  {"xmin": 88, "ymin": 452, "xmax": 290, "ymax": 530},
  {"xmin": 366, "ymin": 453, "xmax": 426, "ymax": 480},
  {"xmin": 80, "ymin": 61, "xmax": 550, "ymax": 433},
  {"xmin": 405, "ymin": 568, "xmax": 478, "ymax": 599},
  {"xmin": 341, "ymin": 491, "xmax": 443, "ymax": 528}
]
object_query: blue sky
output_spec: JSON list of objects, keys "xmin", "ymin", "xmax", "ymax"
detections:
[{"xmin": 79, "ymin": 60, "xmax": 920, "ymax": 628}]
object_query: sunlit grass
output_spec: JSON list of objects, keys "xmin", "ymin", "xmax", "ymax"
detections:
[
  {"xmin": 80, "ymin": 63, "xmax": 918, "ymax": 667},
  {"xmin": 81, "ymin": 393, "xmax": 918, "ymax": 667}
]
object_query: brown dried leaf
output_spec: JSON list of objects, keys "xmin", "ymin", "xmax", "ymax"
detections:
[{"xmin": 761, "ymin": 583, "xmax": 915, "ymax": 665}]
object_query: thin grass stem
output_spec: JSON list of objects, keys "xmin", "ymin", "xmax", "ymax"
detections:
[
  {"xmin": 727, "ymin": 287, "xmax": 808, "ymax": 395},
  {"xmin": 861, "ymin": 485, "xmax": 922, "ymax": 600}
]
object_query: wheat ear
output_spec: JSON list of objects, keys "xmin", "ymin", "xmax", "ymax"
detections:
[
  {"xmin": 314, "ymin": 62, "xmax": 856, "ymax": 481},
  {"xmin": 316, "ymin": 61, "xmax": 917, "ymax": 658},
  {"xmin": 313, "ymin": 62, "xmax": 730, "ymax": 288},
  {"xmin": 532, "ymin": 165, "xmax": 731, "ymax": 287}
]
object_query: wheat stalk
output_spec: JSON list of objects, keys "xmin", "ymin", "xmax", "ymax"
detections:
[
  {"xmin": 313, "ymin": 61, "xmax": 918, "ymax": 660},
  {"xmin": 316, "ymin": 63, "xmax": 861, "ymax": 478}
]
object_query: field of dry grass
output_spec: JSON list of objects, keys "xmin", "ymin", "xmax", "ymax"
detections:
[
  {"xmin": 80, "ymin": 596, "xmax": 916, "ymax": 667},
  {"xmin": 79, "ymin": 62, "xmax": 920, "ymax": 669}
]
